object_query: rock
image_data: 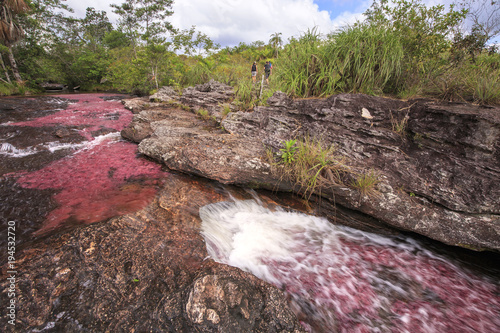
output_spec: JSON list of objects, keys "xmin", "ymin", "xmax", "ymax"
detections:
[
  {"xmin": 222, "ymin": 93, "xmax": 500, "ymax": 251},
  {"xmin": 54, "ymin": 128, "xmax": 71, "ymax": 138},
  {"xmin": 121, "ymin": 109, "xmax": 175, "ymax": 143},
  {"xmin": 133, "ymin": 103, "xmax": 290, "ymax": 190},
  {"xmin": 40, "ymin": 82, "xmax": 68, "ymax": 91},
  {"xmin": 121, "ymin": 97, "xmax": 161, "ymax": 114},
  {"xmin": 91, "ymin": 127, "xmax": 117, "ymax": 137},
  {"xmin": 121, "ymin": 85, "xmax": 500, "ymax": 252},
  {"xmin": 180, "ymin": 80, "xmax": 235, "ymax": 121},
  {"xmin": 0, "ymin": 176, "xmax": 305, "ymax": 332},
  {"xmin": 150, "ymin": 86, "xmax": 179, "ymax": 103}
]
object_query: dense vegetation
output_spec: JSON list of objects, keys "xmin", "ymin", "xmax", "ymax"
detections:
[{"xmin": 0, "ymin": 0, "xmax": 499, "ymax": 105}]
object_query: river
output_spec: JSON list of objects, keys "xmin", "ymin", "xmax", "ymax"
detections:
[{"xmin": 1, "ymin": 93, "xmax": 499, "ymax": 332}]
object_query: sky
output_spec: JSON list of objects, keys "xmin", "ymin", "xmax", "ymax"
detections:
[{"xmin": 62, "ymin": 0, "xmax": 467, "ymax": 47}]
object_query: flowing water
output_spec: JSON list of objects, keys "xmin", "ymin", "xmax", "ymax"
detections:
[
  {"xmin": 1, "ymin": 94, "xmax": 499, "ymax": 332},
  {"xmin": 199, "ymin": 199, "xmax": 500, "ymax": 333},
  {"xmin": 0, "ymin": 94, "xmax": 167, "ymax": 247}
]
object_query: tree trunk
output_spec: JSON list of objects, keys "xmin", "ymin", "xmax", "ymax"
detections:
[
  {"xmin": 7, "ymin": 46, "xmax": 22, "ymax": 83},
  {"xmin": 0, "ymin": 53, "xmax": 11, "ymax": 83}
]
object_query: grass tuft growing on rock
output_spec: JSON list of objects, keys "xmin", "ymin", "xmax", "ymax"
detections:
[
  {"xmin": 271, "ymin": 137, "xmax": 383, "ymax": 200},
  {"xmin": 271, "ymin": 136, "xmax": 350, "ymax": 199},
  {"xmin": 350, "ymin": 169, "xmax": 381, "ymax": 197}
]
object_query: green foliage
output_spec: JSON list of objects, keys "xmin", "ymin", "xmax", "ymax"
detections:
[
  {"xmin": 111, "ymin": 0, "xmax": 175, "ymax": 46},
  {"xmin": 471, "ymin": 68, "xmax": 500, "ymax": 105},
  {"xmin": 196, "ymin": 108, "xmax": 210, "ymax": 120},
  {"xmin": 273, "ymin": 136, "xmax": 349, "ymax": 199},
  {"xmin": 350, "ymin": 170, "xmax": 381, "ymax": 196},
  {"xmin": 327, "ymin": 24, "xmax": 406, "ymax": 95},
  {"xmin": 234, "ymin": 78, "xmax": 259, "ymax": 110},
  {"xmin": 0, "ymin": 82, "xmax": 26, "ymax": 95},
  {"xmin": 104, "ymin": 30, "xmax": 130, "ymax": 49},
  {"xmin": 1, "ymin": 0, "xmax": 498, "ymax": 109},
  {"xmin": 274, "ymin": 25, "xmax": 406, "ymax": 97},
  {"xmin": 364, "ymin": 0, "xmax": 466, "ymax": 60},
  {"xmin": 221, "ymin": 104, "xmax": 231, "ymax": 117},
  {"xmin": 279, "ymin": 139, "xmax": 298, "ymax": 164}
]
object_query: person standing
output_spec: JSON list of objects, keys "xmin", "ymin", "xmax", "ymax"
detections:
[
  {"xmin": 251, "ymin": 61, "xmax": 257, "ymax": 84},
  {"xmin": 264, "ymin": 61, "xmax": 272, "ymax": 84}
]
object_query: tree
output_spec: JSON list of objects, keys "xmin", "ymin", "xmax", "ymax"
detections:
[
  {"xmin": 111, "ymin": 0, "xmax": 174, "ymax": 46},
  {"xmin": 172, "ymin": 27, "xmax": 219, "ymax": 56},
  {"xmin": 81, "ymin": 7, "xmax": 112, "ymax": 50},
  {"xmin": 364, "ymin": 0, "xmax": 467, "ymax": 59},
  {"xmin": 11, "ymin": 0, "xmax": 75, "ymax": 86},
  {"xmin": 269, "ymin": 32, "xmax": 283, "ymax": 57},
  {"xmin": 455, "ymin": 0, "xmax": 500, "ymax": 44},
  {"xmin": 110, "ymin": 0, "xmax": 176, "ymax": 91},
  {"xmin": 0, "ymin": 0, "xmax": 30, "ymax": 82}
]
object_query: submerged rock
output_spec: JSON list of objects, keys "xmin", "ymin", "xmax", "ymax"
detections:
[
  {"xmin": 1, "ymin": 176, "xmax": 304, "ymax": 332},
  {"xmin": 122, "ymin": 87, "xmax": 500, "ymax": 252}
]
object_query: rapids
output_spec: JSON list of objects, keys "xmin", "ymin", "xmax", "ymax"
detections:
[{"xmin": 200, "ymin": 199, "xmax": 500, "ymax": 333}]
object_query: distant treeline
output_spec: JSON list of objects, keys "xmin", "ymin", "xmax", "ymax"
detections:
[{"xmin": 0, "ymin": 0, "xmax": 499, "ymax": 105}]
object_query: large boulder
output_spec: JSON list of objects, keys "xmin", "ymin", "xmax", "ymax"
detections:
[
  {"xmin": 122, "ymin": 87, "xmax": 500, "ymax": 252},
  {"xmin": 221, "ymin": 93, "xmax": 500, "ymax": 251},
  {"xmin": 134, "ymin": 104, "xmax": 288, "ymax": 189},
  {"xmin": 150, "ymin": 86, "xmax": 179, "ymax": 103}
]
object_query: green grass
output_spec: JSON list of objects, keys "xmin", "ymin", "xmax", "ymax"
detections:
[
  {"xmin": 273, "ymin": 24, "xmax": 406, "ymax": 98},
  {"xmin": 0, "ymin": 82, "xmax": 31, "ymax": 96},
  {"xmin": 271, "ymin": 136, "xmax": 385, "ymax": 200},
  {"xmin": 271, "ymin": 136, "xmax": 349, "ymax": 199},
  {"xmin": 196, "ymin": 108, "xmax": 211, "ymax": 120},
  {"xmin": 221, "ymin": 103, "xmax": 232, "ymax": 118},
  {"xmin": 350, "ymin": 170, "xmax": 381, "ymax": 197},
  {"xmin": 472, "ymin": 70, "xmax": 500, "ymax": 105}
]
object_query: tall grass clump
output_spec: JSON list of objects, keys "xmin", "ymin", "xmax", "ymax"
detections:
[
  {"xmin": 350, "ymin": 169, "xmax": 381, "ymax": 197},
  {"xmin": 234, "ymin": 78, "xmax": 258, "ymax": 110},
  {"xmin": 273, "ymin": 25, "xmax": 406, "ymax": 97},
  {"xmin": 326, "ymin": 24, "xmax": 405, "ymax": 95},
  {"xmin": 273, "ymin": 28, "xmax": 332, "ymax": 97},
  {"xmin": 0, "ymin": 82, "xmax": 31, "ymax": 96},
  {"xmin": 421, "ymin": 51, "xmax": 500, "ymax": 104},
  {"xmin": 472, "ymin": 70, "xmax": 500, "ymax": 105},
  {"xmin": 469, "ymin": 53, "xmax": 500, "ymax": 105}
]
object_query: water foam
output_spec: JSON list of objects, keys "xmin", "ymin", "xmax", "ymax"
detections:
[
  {"xmin": 0, "ymin": 132, "xmax": 122, "ymax": 158},
  {"xmin": 200, "ymin": 199, "xmax": 500, "ymax": 332}
]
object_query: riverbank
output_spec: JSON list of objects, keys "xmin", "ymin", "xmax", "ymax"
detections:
[{"xmin": 122, "ymin": 82, "xmax": 500, "ymax": 253}]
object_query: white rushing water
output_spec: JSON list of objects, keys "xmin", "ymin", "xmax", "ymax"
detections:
[
  {"xmin": 0, "ymin": 132, "xmax": 122, "ymax": 158},
  {"xmin": 199, "ymin": 199, "xmax": 500, "ymax": 333}
]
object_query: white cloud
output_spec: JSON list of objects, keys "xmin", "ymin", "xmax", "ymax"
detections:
[
  {"xmin": 170, "ymin": 0, "xmax": 338, "ymax": 46},
  {"xmin": 65, "ymin": 0, "xmax": 345, "ymax": 46},
  {"xmin": 66, "ymin": 0, "xmax": 486, "ymax": 47}
]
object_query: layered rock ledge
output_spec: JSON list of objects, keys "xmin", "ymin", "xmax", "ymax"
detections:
[{"xmin": 122, "ymin": 82, "xmax": 500, "ymax": 252}]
